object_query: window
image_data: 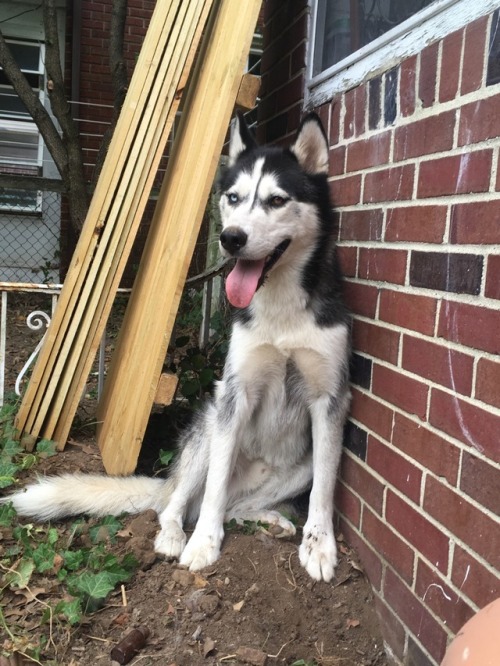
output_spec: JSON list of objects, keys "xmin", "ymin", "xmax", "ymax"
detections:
[
  {"xmin": 307, "ymin": 0, "xmax": 495, "ymax": 106},
  {"xmin": 312, "ymin": 0, "xmax": 436, "ymax": 76},
  {"xmin": 0, "ymin": 39, "xmax": 44, "ymax": 212}
]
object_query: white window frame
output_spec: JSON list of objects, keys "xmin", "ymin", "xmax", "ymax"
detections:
[
  {"xmin": 306, "ymin": 0, "xmax": 500, "ymax": 108},
  {"xmin": 0, "ymin": 39, "xmax": 45, "ymax": 213}
]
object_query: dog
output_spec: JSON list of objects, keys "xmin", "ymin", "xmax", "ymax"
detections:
[{"xmin": 5, "ymin": 113, "xmax": 351, "ymax": 582}]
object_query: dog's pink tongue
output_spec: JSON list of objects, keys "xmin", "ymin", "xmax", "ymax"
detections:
[{"xmin": 226, "ymin": 259, "xmax": 266, "ymax": 308}]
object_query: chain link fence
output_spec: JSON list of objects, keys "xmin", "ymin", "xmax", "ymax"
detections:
[{"xmin": 0, "ymin": 179, "xmax": 62, "ymax": 283}]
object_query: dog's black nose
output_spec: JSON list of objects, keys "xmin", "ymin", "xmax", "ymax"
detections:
[{"xmin": 220, "ymin": 227, "xmax": 248, "ymax": 254}]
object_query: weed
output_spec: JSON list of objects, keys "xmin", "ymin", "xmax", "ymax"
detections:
[{"xmin": 0, "ymin": 395, "xmax": 139, "ymax": 662}]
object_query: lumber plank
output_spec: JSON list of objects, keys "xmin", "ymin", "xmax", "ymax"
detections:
[
  {"xmin": 49, "ymin": 0, "xmax": 212, "ymax": 445},
  {"xmin": 15, "ymin": 0, "xmax": 214, "ymax": 449},
  {"xmin": 155, "ymin": 373, "xmax": 179, "ymax": 406},
  {"xmin": 15, "ymin": 0, "xmax": 185, "ymax": 442},
  {"xmin": 235, "ymin": 73, "xmax": 261, "ymax": 111},
  {"xmin": 97, "ymin": 0, "xmax": 262, "ymax": 474}
]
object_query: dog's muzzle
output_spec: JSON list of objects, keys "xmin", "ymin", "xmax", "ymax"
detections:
[{"xmin": 220, "ymin": 227, "xmax": 247, "ymax": 256}]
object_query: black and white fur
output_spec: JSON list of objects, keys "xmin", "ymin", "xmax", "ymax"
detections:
[{"xmin": 5, "ymin": 114, "xmax": 350, "ymax": 582}]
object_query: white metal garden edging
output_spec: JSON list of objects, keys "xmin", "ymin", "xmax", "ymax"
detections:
[{"xmin": 0, "ymin": 282, "xmax": 129, "ymax": 408}]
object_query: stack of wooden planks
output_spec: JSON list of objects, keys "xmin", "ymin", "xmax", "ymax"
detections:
[{"xmin": 15, "ymin": 0, "xmax": 261, "ymax": 475}]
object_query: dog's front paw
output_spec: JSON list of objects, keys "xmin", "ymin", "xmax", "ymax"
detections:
[
  {"xmin": 154, "ymin": 520, "xmax": 187, "ymax": 559},
  {"xmin": 299, "ymin": 524, "xmax": 337, "ymax": 582},
  {"xmin": 179, "ymin": 529, "xmax": 223, "ymax": 571}
]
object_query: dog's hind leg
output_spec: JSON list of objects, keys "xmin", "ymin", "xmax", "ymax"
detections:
[{"xmin": 225, "ymin": 455, "xmax": 314, "ymax": 538}]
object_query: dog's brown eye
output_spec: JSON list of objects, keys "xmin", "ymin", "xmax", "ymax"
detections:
[{"xmin": 269, "ymin": 195, "xmax": 288, "ymax": 208}]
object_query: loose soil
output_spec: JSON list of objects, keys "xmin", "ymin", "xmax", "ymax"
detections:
[{"xmin": 1, "ymin": 295, "xmax": 388, "ymax": 666}]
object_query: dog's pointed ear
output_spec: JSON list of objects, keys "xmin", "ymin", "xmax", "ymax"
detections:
[
  {"xmin": 229, "ymin": 112, "xmax": 257, "ymax": 165},
  {"xmin": 290, "ymin": 113, "xmax": 329, "ymax": 175}
]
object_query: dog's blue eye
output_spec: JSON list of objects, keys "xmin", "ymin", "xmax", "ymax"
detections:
[
  {"xmin": 227, "ymin": 192, "xmax": 239, "ymax": 205},
  {"xmin": 268, "ymin": 195, "xmax": 288, "ymax": 208}
]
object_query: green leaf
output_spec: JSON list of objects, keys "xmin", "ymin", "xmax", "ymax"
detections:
[
  {"xmin": 0, "ymin": 438, "xmax": 22, "ymax": 459},
  {"xmin": 20, "ymin": 453, "xmax": 38, "ymax": 470},
  {"xmin": 175, "ymin": 335, "xmax": 190, "ymax": 347},
  {"xmin": 89, "ymin": 515, "xmax": 123, "ymax": 544},
  {"xmin": 32, "ymin": 542, "xmax": 57, "ymax": 573},
  {"xmin": 181, "ymin": 378, "xmax": 200, "ymax": 397},
  {"xmin": 55, "ymin": 598, "xmax": 82, "ymax": 625},
  {"xmin": 71, "ymin": 571, "xmax": 120, "ymax": 600},
  {"xmin": 199, "ymin": 367, "xmax": 214, "ymax": 387},
  {"xmin": 60, "ymin": 548, "xmax": 86, "ymax": 571},
  {"xmin": 36, "ymin": 439, "xmax": 57, "ymax": 458},
  {"xmin": 158, "ymin": 448, "xmax": 174, "ymax": 467},
  {"xmin": 4, "ymin": 558, "xmax": 35, "ymax": 588},
  {"xmin": 47, "ymin": 527, "xmax": 59, "ymax": 545},
  {"xmin": 0, "ymin": 501, "xmax": 17, "ymax": 526},
  {"xmin": 0, "ymin": 461, "xmax": 20, "ymax": 488}
]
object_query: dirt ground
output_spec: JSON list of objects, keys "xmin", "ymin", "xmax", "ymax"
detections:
[{"xmin": 1, "ymin": 295, "xmax": 389, "ymax": 666}]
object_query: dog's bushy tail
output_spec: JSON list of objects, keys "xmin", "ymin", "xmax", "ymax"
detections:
[{"xmin": 3, "ymin": 474, "xmax": 173, "ymax": 521}]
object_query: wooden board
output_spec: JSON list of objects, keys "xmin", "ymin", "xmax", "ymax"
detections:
[
  {"xmin": 97, "ymin": 0, "xmax": 262, "ymax": 474},
  {"xmin": 14, "ymin": 0, "xmax": 214, "ymax": 449}
]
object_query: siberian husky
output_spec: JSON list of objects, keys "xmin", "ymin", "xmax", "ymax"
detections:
[{"xmin": 6, "ymin": 113, "xmax": 351, "ymax": 582}]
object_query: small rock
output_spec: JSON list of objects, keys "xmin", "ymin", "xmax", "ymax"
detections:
[
  {"xmin": 235, "ymin": 646, "xmax": 268, "ymax": 665},
  {"xmin": 172, "ymin": 569, "xmax": 195, "ymax": 587}
]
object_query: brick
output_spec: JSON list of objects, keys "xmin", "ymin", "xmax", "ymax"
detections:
[
  {"xmin": 343, "ymin": 420, "xmax": 368, "ymax": 460},
  {"xmin": 363, "ymin": 164, "xmax": 415, "ymax": 203},
  {"xmin": 415, "ymin": 559, "xmax": 475, "ymax": 634},
  {"xmin": 424, "ymin": 475, "xmax": 500, "ymax": 569},
  {"xmin": 363, "ymin": 507, "xmax": 414, "ymax": 583},
  {"xmin": 450, "ymin": 200, "xmax": 500, "ymax": 244},
  {"xmin": 335, "ymin": 480, "xmax": 361, "ymax": 528},
  {"xmin": 439, "ymin": 29, "xmax": 463, "ymax": 102},
  {"xmin": 384, "ymin": 568, "xmax": 448, "ymax": 662},
  {"xmin": 339, "ymin": 208, "xmax": 383, "ymax": 241},
  {"xmin": 372, "ymin": 364, "xmax": 429, "ymax": 420},
  {"xmin": 340, "ymin": 452, "xmax": 385, "ymax": 515},
  {"xmin": 459, "ymin": 93, "xmax": 500, "ymax": 145},
  {"xmin": 330, "ymin": 174, "xmax": 362, "ymax": 206},
  {"xmin": 343, "ymin": 281, "xmax": 379, "ymax": 318},
  {"xmin": 400, "ymin": 56, "xmax": 417, "ymax": 118},
  {"xmin": 350, "ymin": 388, "xmax": 394, "ymax": 442},
  {"xmin": 461, "ymin": 16, "xmax": 488, "ymax": 95},
  {"xmin": 407, "ymin": 638, "xmax": 435, "ymax": 666},
  {"xmin": 419, "ymin": 42, "xmax": 439, "ymax": 108},
  {"xmin": 437, "ymin": 300, "xmax": 500, "ymax": 354},
  {"xmin": 386, "ymin": 491, "xmax": 450, "ymax": 573},
  {"xmin": 392, "ymin": 413, "xmax": 460, "ymax": 485},
  {"xmin": 329, "ymin": 145, "xmax": 346, "ymax": 176},
  {"xmin": 460, "ymin": 451, "xmax": 500, "ymax": 515},
  {"xmin": 337, "ymin": 247, "xmax": 357, "ymax": 277},
  {"xmin": 339, "ymin": 518, "xmax": 383, "ymax": 590},
  {"xmin": 374, "ymin": 597, "xmax": 406, "ymax": 661},
  {"xmin": 394, "ymin": 111, "xmax": 455, "ymax": 161},
  {"xmin": 475, "ymin": 357, "xmax": 500, "ymax": 408},
  {"xmin": 379, "ymin": 289, "xmax": 437, "ymax": 336},
  {"xmin": 367, "ymin": 435, "xmax": 422, "ymax": 504},
  {"xmin": 429, "ymin": 388, "xmax": 500, "ymax": 463},
  {"xmin": 350, "ymin": 353, "xmax": 372, "ymax": 390},
  {"xmin": 417, "ymin": 150, "xmax": 492, "ymax": 198},
  {"xmin": 352, "ymin": 319, "xmax": 400, "ymax": 365},
  {"xmin": 344, "ymin": 85, "xmax": 366, "ymax": 139},
  {"xmin": 369, "ymin": 76, "xmax": 382, "ymax": 129},
  {"xmin": 409, "ymin": 251, "xmax": 484, "ymax": 295},
  {"xmin": 358, "ymin": 248, "xmax": 408, "ymax": 284},
  {"xmin": 485, "ymin": 255, "xmax": 500, "ymax": 299},
  {"xmin": 451, "ymin": 544, "xmax": 500, "ymax": 608},
  {"xmin": 385, "ymin": 205, "xmax": 447, "ymax": 243},
  {"xmin": 330, "ymin": 97, "xmax": 342, "ymax": 145},
  {"xmin": 346, "ymin": 133, "xmax": 391, "ymax": 172},
  {"xmin": 402, "ymin": 335, "xmax": 474, "ymax": 395}
]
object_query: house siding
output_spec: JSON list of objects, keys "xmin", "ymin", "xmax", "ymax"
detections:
[{"xmin": 260, "ymin": 3, "xmax": 500, "ymax": 665}]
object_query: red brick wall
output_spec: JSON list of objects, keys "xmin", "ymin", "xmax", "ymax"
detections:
[{"xmin": 261, "ymin": 5, "xmax": 500, "ymax": 666}]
